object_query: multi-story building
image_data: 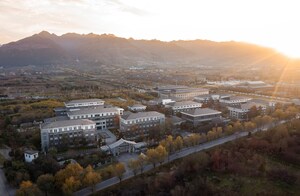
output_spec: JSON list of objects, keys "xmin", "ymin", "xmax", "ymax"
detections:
[
  {"xmin": 128, "ymin": 104, "xmax": 147, "ymax": 112},
  {"xmin": 165, "ymin": 101, "xmax": 202, "ymax": 114},
  {"xmin": 67, "ymin": 107, "xmax": 124, "ymax": 131},
  {"xmin": 219, "ymin": 96, "xmax": 252, "ymax": 106},
  {"xmin": 41, "ymin": 119, "xmax": 96, "ymax": 152},
  {"xmin": 194, "ymin": 94, "xmax": 231, "ymax": 104},
  {"xmin": 228, "ymin": 102, "xmax": 267, "ymax": 120},
  {"xmin": 120, "ymin": 111, "xmax": 165, "ymax": 140},
  {"xmin": 181, "ymin": 108, "xmax": 222, "ymax": 126},
  {"xmin": 155, "ymin": 85, "xmax": 209, "ymax": 101},
  {"xmin": 64, "ymin": 99, "xmax": 105, "ymax": 109}
]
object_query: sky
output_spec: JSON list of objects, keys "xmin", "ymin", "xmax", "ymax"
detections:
[{"xmin": 0, "ymin": 0, "xmax": 299, "ymax": 57}]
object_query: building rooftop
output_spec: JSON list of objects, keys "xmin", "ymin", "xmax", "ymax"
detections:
[
  {"xmin": 101, "ymin": 138, "xmax": 136, "ymax": 151},
  {"xmin": 41, "ymin": 119, "xmax": 95, "ymax": 129},
  {"xmin": 167, "ymin": 101, "xmax": 201, "ymax": 107},
  {"xmin": 129, "ymin": 104, "xmax": 146, "ymax": 108},
  {"xmin": 121, "ymin": 111, "xmax": 164, "ymax": 120},
  {"xmin": 43, "ymin": 116, "xmax": 69, "ymax": 123},
  {"xmin": 223, "ymin": 96, "xmax": 251, "ymax": 101},
  {"xmin": 65, "ymin": 99, "xmax": 104, "ymax": 105},
  {"xmin": 181, "ymin": 108, "xmax": 221, "ymax": 116},
  {"xmin": 240, "ymin": 102, "xmax": 266, "ymax": 110},
  {"xmin": 24, "ymin": 150, "xmax": 39, "ymax": 155},
  {"xmin": 67, "ymin": 107, "xmax": 121, "ymax": 116}
]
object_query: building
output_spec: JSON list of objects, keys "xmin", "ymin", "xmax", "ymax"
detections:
[
  {"xmin": 228, "ymin": 102, "xmax": 267, "ymax": 120},
  {"xmin": 67, "ymin": 107, "xmax": 124, "ymax": 131},
  {"xmin": 165, "ymin": 101, "xmax": 202, "ymax": 114},
  {"xmin": 194, "ymin": 94, "xmax": 231, "ymax": 104},
  {"xmin": 40, "ymin": 119, "xmax": 96, "ymax": 152},
  {"xmin": 120, "ymin": 111, "xmax": 165, "ymax": 140},
  {"xmin": 219, "ymin": 96, "xmax": 252, "ymax": 106},
  {"xmin": 24, "ymin": 150, "xmax": 39, "ymax": 163},
  {"xmin": 128, "ymin": 104, "xmax": 147, "ymax": 112},
  {"xmin": 64, "ymin": 99, "xmax": 105, "ymax": 109},
  {"xmin": 181, "ymin": 108, "xmax": 222, "ymax": 126},
  {"xmin": 156, "ymin": 85, "xmax": 209, "ymax": 101}
]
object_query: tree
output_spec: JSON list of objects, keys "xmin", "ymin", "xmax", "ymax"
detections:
[
  {"xmin": 156, "ymin": 145, "xmax": 168, "ymax": 164},
  {"xmin": 261, "ymin": 115, "xmax": 273, "ymax": 129},
  {"xmin": 36, "ymin": 174, "xmax": 55, "ymax": 196},
  {"xmin": 146, "ymin": 148, "xmax": 160, "ymax": 168},
  {"xmin": 160, "ymin": 135, "xmax": 174, "ymax": 154},
  {"xmin": 114, "ymin": 163, "xmax": 126, "ymax": 182},
  {"xmin": 137, "ymin": 154, "xmax": 147, "ymax": 173},
  {"xmin": 244, "ymin": 121, "xmax": 256, "ymax": 132},
  {"xmin": 233, "ymin": 121, "xmax": 243, "ymax": 132},
  {"xmin": 82, "ymin": 165, "xmax": 101, "ymax": 192},
  {"xmin": 55, "ymin": 163, "xmax": 84, "ymax": 188},
  {"xmin": 128, "ymin": 159, "xmax": 139, "ymax": 176},
  {"xmin": 253, "ymin": 116, "xmax": 264, "ymax": 130},
  {"xmin": 16, "ymin": 181, "xmax": 42, "ymax": 196},
  {"xmin": 225, "ymin": 125, "xmax": 233, "ymax": 135},
  {"xmin": 174, "ymin": 136, "xmax": 183, "ymax": 151},
  {"xmin": 62, "ymin": 176, "xmax": 81, "ymax": 195}
]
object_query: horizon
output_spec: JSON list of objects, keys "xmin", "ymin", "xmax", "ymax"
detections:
[{"xmin": 1, "ymin": 0, "xmax": 299, "ymax": 58}]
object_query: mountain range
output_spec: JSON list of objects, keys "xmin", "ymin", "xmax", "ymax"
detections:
[{"xmin": 0, "ymin": 31, "xmax": 298, "ymax": 68}]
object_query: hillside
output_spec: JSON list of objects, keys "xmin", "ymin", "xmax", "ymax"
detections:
[{"xmin": 0, "ymin": 31, "xmax": 298, "ymax": 68}]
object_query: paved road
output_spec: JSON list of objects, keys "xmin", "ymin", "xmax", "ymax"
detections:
[
  {"xmin": 0, "ymin": 169, "xmax": 15, "ymax": 196},
  {"xmin": 74, "ymin": 120, "xmax": 286, "ymax": 196}
]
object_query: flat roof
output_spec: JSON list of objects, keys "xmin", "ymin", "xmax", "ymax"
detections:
[
  {"xmin": 65, "ymin": 99, "xmax": 104, "ymax": 105},
  {"xmin": 41, "ymin": 119, "xmax": 95, "ymax": 129},
  {"xmin": 167, "ymin": 101, "xmax": 201, "ymax": 107},
  {"xmin": 121, "ymin": 111, "xmax": 165, "ymax": 120},
  {"xmin": 67, "ymin": 107, "xmax": 121, "ymax": 116},
  {"xmin": 24, "ymin": 150, "xmax": 38, "ymax": 155},
  {"xmin": 181, "ymin": 108, "xmax": 221, "ymax": 117}
]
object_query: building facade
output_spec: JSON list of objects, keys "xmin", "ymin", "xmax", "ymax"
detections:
[
  {"xmin": 128, "ymin": 104, "xmax": 147, "ymax": 112},
  {"xmin": 24, "ymin": 150, "xmax": 39, "ymax": 163},
  {"xmin": 181, "ymin": 108, "xmax": 222, "ymax": 125},
  {"xmin": 228, "ymin": 102, "xmax": 267, "ymax": 120},
  {"xmin": 165, "ymin": 101, "xmax": 202, "ymax": 114},
  {"xmin": 41, "ymin": 119, "xmax": 96, "ymax": 152},
  {"xmin": 67, "ymin": 107, "xmax": 124, "ymax": 131},
  {"xmin": 64, "ymin": 99, "xmax": 105, "ymax": 108},
  {"xmin": 219, "ymin": 96, "xmax": 252, "ymax": 106},
  {"xmin": 156, "ymin": 85, "xmax": 209, "ymax": 101},
  {"xmin": 120, "ymin": 111, "xmax": 165, "ymax": 140}
]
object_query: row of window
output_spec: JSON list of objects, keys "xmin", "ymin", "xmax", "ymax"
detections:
[
  {"xmin": 71, "ymin": 112, "xmax": 117, "ymax": 119},
  {"xmin": 123, "ymin": 117, "xmax": 163, "ymax": 124},
  {"xmin": 46, "ymin": 125, "xmax": 95, "ymax": 133}
]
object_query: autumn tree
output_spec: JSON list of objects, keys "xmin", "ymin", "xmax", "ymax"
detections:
[
  {"xmin": 137, "ymin": 154, "xmax": 147, "ymax": 173},
  {"xmin": 114, "ymin": 163, "xmax": 126, "ymax": 182},
  {"xmin": 36, "ymin": 174, "xmax": 55, "ymax": 196},
  {"xmin": 156, "ymin": 145, "xmax": 168, "ymax": 164},
  {"xmin": 62, "ymin": 176, "xmax": 81, "ymax": 195},
  {"xmin": 232, "ymin": 121, "xmax": 243, "ymax": 132},
  {"xmin": 146, "ymin": 148, "xmax": 160, "ymax": 168},
  {"xmin": 55, "ymin": 163, "xmax": 84, "ymax": 191},
  {"xmin": 224, "ymin": 125, "xmax": 233, "ymax": 135},
  {"xmin": 244, "ymin": 121, "xmax": 256, "ymax": 132},
  {"xmin": 174, "ymin": 136, "xmax": 184, "ymax": 151},
  {"xmin": 82, "ymin": 165, "xmax": 101, "ymax": 192},
  {"xmin": 128, "ymin": 159, "xmax": 139, "ymax": 176},
  {"xmin": 16, "ymin": 181, "xmax": 42, "ymax": 196}
]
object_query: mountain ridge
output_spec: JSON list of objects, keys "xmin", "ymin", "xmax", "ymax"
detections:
[{"xmin": 0, "ymin": 31, "xmax": 298, "ymax": 68}]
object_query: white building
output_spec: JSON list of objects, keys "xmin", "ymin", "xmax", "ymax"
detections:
[
  {"xmin": 24, "ymin": 150, "xmax": 39, "ymax": 163},
  {"xmin": 181, "ymin": 108, "xmax": 222, "ymax": 125},
  {"xmin": 120, "ymin": 111, "xmax": 165, "ymax": 140},
  {"xmin": 64, "ymin": 99, "xmax": 105, "ymax": 109},
  {"xmin": 128, "ymin": 104, "xmax": 147, "ymax": 112},
  {"xmin": 228, "ymin": 102, "xmax": 267, "ymax": 120},
  {"xmin": 67, "ymin": 107, "xmax": 124, "ymax": 131},
  {"xmin": 219, "ymin": 96, "xmax": 252, "ymax": 106},
  {"xmin": 165, "ymin": 101, "xmax": 202, "ymax": 114},
  {"xmin": 40, "ymin": 119, "xmax": 97, "ymax": 152}
]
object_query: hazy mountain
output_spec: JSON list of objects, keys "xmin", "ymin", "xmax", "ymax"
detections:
[{"xmin": 0, "ymin": 31, "xmax": 298, "ymax": 68}]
